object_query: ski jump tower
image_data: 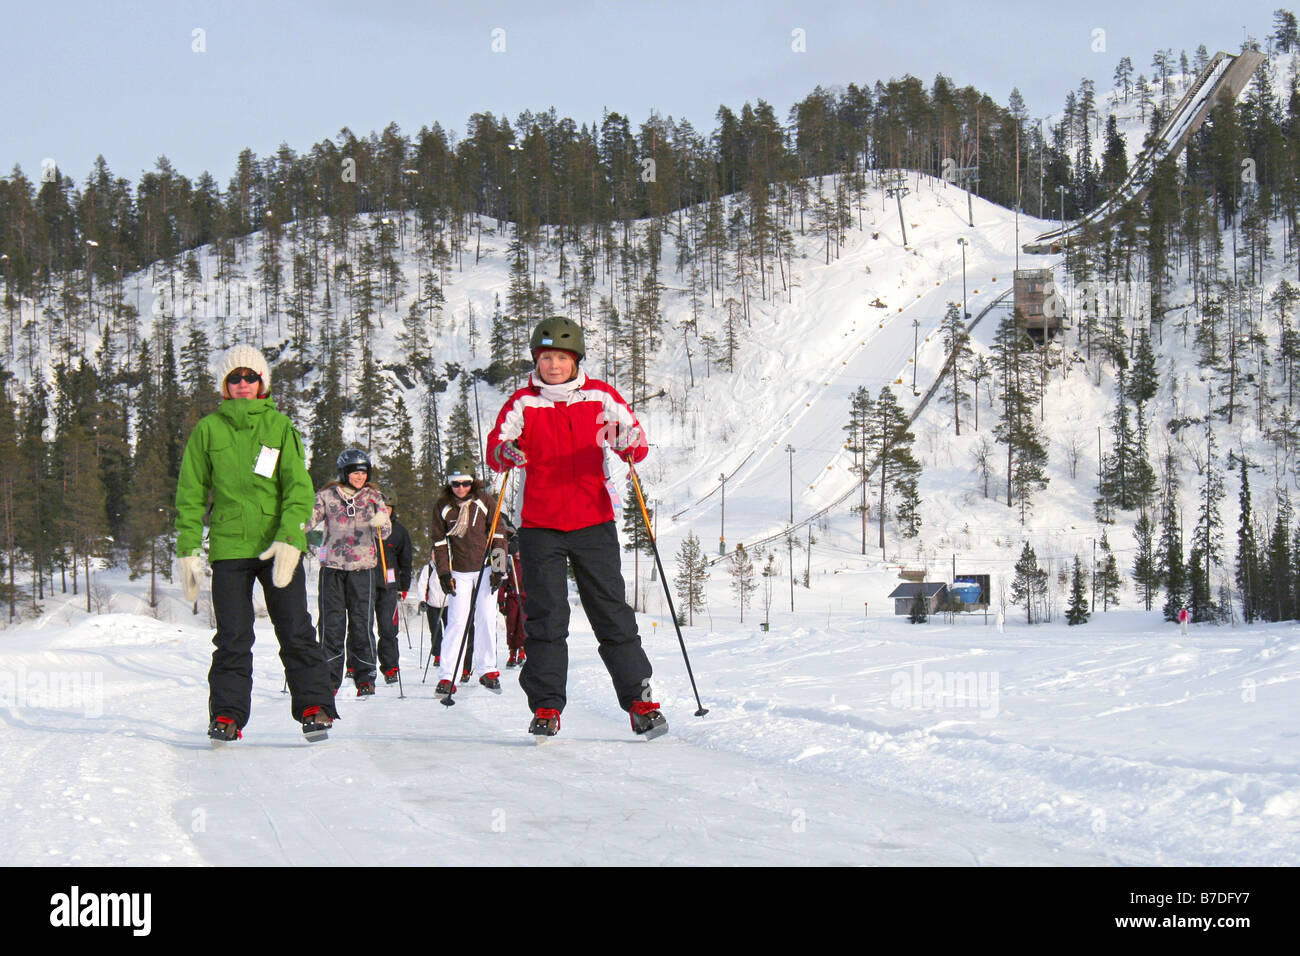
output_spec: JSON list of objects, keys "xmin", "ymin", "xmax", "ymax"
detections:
[{"xmin": 1023, "ymin": 48, "xmax": 1267, "ymax": 254}]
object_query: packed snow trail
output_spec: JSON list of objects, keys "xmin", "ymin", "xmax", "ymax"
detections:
[
  {"xmin": 5, "ymin": 580, "xmax": 1298, "ymax": 866},
  {"xmin": 0, "ymin": 590, "xmax": 1124, "ymax": 866}
]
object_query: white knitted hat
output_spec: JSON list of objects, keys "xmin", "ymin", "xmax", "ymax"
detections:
[{"xmin": 217, "ymin": 345, "xmax": 271, "ymax": 398}]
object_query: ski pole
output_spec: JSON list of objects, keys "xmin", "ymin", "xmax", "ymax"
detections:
[
  {"xmin": 443, "ymin": 470, "xmax": 510, "ymax": 707},
  {"xmin": 628, "ymin": 462, "xmax": 709, "ymax": 717},
  {"xmin": 418, "ymin": 603, "xmax": 427, "ymax": 680}
]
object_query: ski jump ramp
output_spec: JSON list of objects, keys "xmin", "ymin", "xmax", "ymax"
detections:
[{"xmin": 1023, "ymin": 49, "xmax": 1266, "ymax": 255}]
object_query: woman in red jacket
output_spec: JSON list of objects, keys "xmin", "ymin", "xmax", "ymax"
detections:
[{"xmin": 487, "ymin": 316, "xmax": 666, "ymax": 740}]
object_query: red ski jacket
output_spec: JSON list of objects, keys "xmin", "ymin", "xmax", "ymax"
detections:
[{"xmin": 487, "ymin": 371, "xmax": 647, "ymax": 531}]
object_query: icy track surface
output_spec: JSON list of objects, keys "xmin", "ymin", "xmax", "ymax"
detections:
[{"xmin": 1, "ymin": 584, "xmax": 1296, "ymax": 866}]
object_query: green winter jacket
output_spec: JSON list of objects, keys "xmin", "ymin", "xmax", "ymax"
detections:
[{"xmin": 174, "ymin": 398, "xmax": 314, "ymax": 561}]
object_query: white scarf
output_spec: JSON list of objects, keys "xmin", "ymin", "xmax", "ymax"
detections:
[
  {"xmin": 449, "ymin": 499, "xmax": 474, "ymax": 537},
  {"xmin": 532, "ymin": 369, "xmax": 586, "ymax": 404}
]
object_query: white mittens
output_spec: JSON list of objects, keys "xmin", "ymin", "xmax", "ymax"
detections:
[
  {"xmin": 258, "ymin": 541, "xmax": 302, "ymax": 589},
  {"xmin": 176, "ymin": 555, "xmax": 203, "ymax": 602}
]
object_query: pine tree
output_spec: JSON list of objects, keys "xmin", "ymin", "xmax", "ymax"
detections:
[
  {"xmin": 1275, "ymin": 9, "xmax": 1300, "ymax": 50},
  {"xmin": 992, "ymin": 309, "xmax": 1049, "ymax": 522},
  {"xmin": 0, "ymin": 383, "xmax": 24, "ymax": 620},
  {"xmin": 728, "ymin": 542, "xmax": 757, "ymax": 623},
  {"xmin": 56, "ymin": 422, "xmax": 110, "ymax": 613},
  {"xmin": 969, "ymin": 354, "xmax": 992, "ymax": 431},
  {"xmin": 1234, "ymin": 456, "xmax": 1260, "ymax": 623},
  {"xmin": 1187, "ymin": 545, "xmax": 1214, "ymax": 623},
  {"xmin": 1113, "ymin": 56, "xmax": 1134, "ymax": 102},
  {"xmin": 1131, "ymin": 512, "xmax": 1160, "ymax": 611},
  {"xmin": 940, "ymin": 301, "xmax": 971, "ymax": 434},
  {"xmin": 1129, "ymin": 330, "xmax": 1159, "ymax": 404},
  {"xmin": 621, "ymin": 476, "xmax": 655, "ymax": 610},
  {"xmin": 180, "ymin": 320, "xmax": 212, "ymax": 408},
  {"xmin": 908, "ymin": 588, "xmax": 927, "ymax": 624},
  {"xmin": 1264, "ymin": 502, "xmax": 1293, "ymax": 622},
  {"xmin": 382, "ymin": 396, "xmax": 422, "ymax": 544},
  {"xmin": 1066, "ymin": 555, "xmax": 1090, "ymax": 625},
  {"xmin": 125, "ymin": 431, "xmax": 174, "ymax": 606},
  {"xmin": 1010, "ymin": 541, "xmax": 1048, "ymax": 624},
  {"xmin": 760, "ymin": 550, "xmax": 778, "ymax": 625},
  {"xmin": 356, "ymin": 336, "xmax": 389, "ymax": 451},
  {"xmin": 1131, "ymin": 402, "xmax": 1157, "ymax": 514},
  {"xmin": 863, "ymin": 386, "xmax": 921, "ymax": 551},
  {"xmin": 308, "ymin": 348, "xmax": 345, "ymax": 488},
  {"xmin": 844, "ymin": 386, "xmax": 875, "ymax": 553},
  {"xmin": 1193, "ymin": 429, "xmax": 1225, "ymax": 608},
  {"xmin": 16, "ymin": 378, "xmax": 51, "ymax": 605},
  {"xmin": 673, "ymin": 531, "xmax": 708, "ymax": 626},
  {"xmin": 1290, "ymin": 521, "xmax": 1300, "ymax": 622},
  {"xmin": 1098, "ymin": 530, "xmax": 1121, "ymax": 610},
  {"xmin": 1160, "ymin": 501, "xmax": 1187, "ymax": 622},
  {"xmin": 445, "ymin": 374, "xmax": 478, "ymax": 468}
]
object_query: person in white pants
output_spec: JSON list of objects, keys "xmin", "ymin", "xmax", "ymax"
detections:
[
  {"xmin": 430, "ymin": 454, "xmax": 507, "ymax": 695},
  {"xmin": 441, "ymin": 567, "xmax": 499, "ymax": 682}
]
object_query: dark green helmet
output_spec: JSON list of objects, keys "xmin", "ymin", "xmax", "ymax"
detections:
[
  {"xmin": 530, "ymin": 316, "xmax": 585, "ymax": 361},
  {"xmin": 446, "ymin": 453, "xmax": 476, "ymax": 479}
]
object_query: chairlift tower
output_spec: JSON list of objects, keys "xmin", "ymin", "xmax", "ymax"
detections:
[
  {"xmin": 883, "ymin": 174, "xmax": 910, "ymax": 246},
  {"xmin": 951, "ymin": 165, "xmax": 979, "ymax": 227}
]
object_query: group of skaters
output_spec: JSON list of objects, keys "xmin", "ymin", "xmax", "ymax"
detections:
[{"xmin": 174, "ymin": 317, "xmax": 668, "ymax": 743}]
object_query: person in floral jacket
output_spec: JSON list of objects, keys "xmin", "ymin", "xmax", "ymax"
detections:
[{"xmin": 306, "ymin": 448, "xmax": 391, "ymax": 696}]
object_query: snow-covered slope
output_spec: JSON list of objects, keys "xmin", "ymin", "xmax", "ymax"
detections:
[{"xmin": 8, "ymin": 74, "xmax": 1300, "ymax": 863}]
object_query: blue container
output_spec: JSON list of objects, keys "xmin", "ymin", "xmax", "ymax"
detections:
[{"xmin": 950, "ymin": 583, "xmax": 982, "ymax": 605}]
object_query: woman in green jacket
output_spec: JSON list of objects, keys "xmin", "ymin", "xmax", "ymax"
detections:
[{"xmin": 174, "ymin": 345, "xmax": 337, "ymax": 743}]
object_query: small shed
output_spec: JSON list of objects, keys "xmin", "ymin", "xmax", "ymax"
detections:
[{"xmin": 887, "ymin": 582, "xmax": 950, "ymax": 615}]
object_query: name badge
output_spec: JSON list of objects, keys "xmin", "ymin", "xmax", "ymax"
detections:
[{"xmin": 254, "ymin": 445, "xmax": 280, "ymax": 478}]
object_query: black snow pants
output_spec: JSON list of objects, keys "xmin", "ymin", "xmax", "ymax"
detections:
[
  {"xmin": 517, "ymin": 521, "xmax": 652, "ymax": 713},
  {"xmin": 319, "ymin": 565, "xmax": 378, "ymax": 690},
  {"xmin": 373, "ymin": 583, "xmax": 401, "ymax": 674},
  {"xmin": 425, "ymin": 603, "xmax": 445, "ymax": 659},
  {"xmin": 208, "ymin": 555, "xmax": 337, "ymax": 728}
]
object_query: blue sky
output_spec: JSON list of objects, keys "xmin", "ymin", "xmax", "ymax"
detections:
[{"xmin": 0, "ymin": 0, "xmax": 1279, "ymax": 187}]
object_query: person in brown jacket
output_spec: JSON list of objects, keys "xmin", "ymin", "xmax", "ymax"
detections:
[{"xmin": 431, "ymin": 454, "xmax": 506, "ymax": 696}]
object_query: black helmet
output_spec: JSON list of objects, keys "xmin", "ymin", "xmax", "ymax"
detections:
[
  {"xmin": 336, "ymin": 448, "xmax": 372, "ymax": 482},
  {"xmin": 530, "ymin": 316, "xmax": 585, "ymax": 361}
]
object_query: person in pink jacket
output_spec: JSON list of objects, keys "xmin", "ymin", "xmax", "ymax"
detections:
[{"xmin": 487, "ymin": 316, "xmax": 666, "ymax": 740}]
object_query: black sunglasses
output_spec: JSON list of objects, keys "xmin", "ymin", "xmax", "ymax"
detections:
[
  {"xmin": 450, "ymin": 480, "xmax": 473, "ymax": 488},
  {"xmin": 226, "ymin": 371, "xmax": 262, "ymax": 385}
]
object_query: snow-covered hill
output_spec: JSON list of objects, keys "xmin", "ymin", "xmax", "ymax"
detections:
[{"xmin": 8, "ymin": 57, "xmax": 1300, "ymax": 864}]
